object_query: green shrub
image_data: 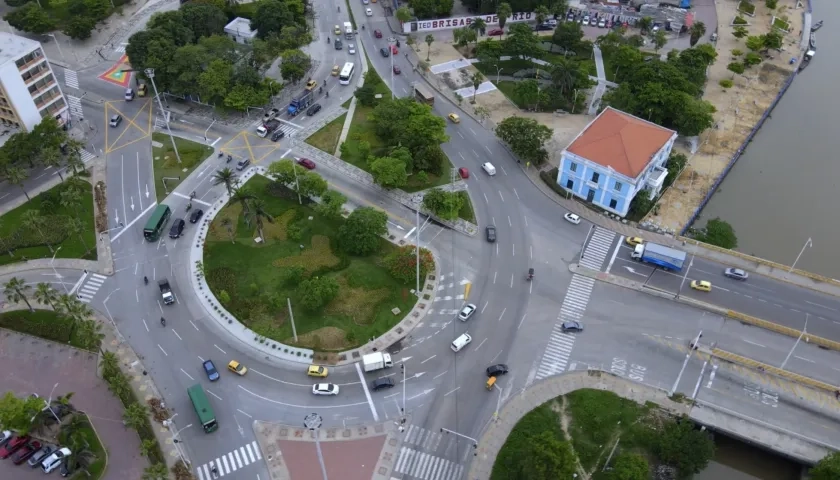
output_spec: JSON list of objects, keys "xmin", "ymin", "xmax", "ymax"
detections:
[
  {"xmin": 539, "ymin": 168, "xmax": 572, "ymax": 199},
  {"xmin": 733, "ymin": 15, "xmax": 748, "ymax": 25},
  {"xmin": 207, "ymin": 267, "xmax": 236, "ymax": 293},
  {"xmin": 719, "ymin": 79, "xmax": 734, "ymax": 88},
  {"xmin": 0, "ymin": 310, "xmax": 74, "ymax": 343}
]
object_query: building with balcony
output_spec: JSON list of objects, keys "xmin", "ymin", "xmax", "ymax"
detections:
[
  {"xmin": 556, "ymin": 107, "xmax": 677, "ymax": 217},
  {"xmin": 0, "ymin": 32, "xmax": 69, "ymax": 132}
]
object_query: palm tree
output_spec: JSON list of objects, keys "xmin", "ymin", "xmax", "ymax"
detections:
[
  {"xmin": 143, "ymin": 463, "xmax": 169, "ymax": 480},
  {"xmin": 34, "ymin": 282, "xmax": 58, "ymax": 309},
  {"xmin": 139, "ymin": 439, "xmax": 158, "ymax": 459},
  {"xmin": 424, "ymin": 34, "xmax": 434, "ymax": 61},
  {"xmin": 220, "ymin": 218, "xmax": 235, "ymax": 243},
  {"xmin": 638, "ymin": 16, "xmax": 653, "ymax": 34},
  {"xmin": 123, "ymin": 403, "xmax": 148, "ymax": 430},
  {"xmin": 690, "ymin": 21, "xmax": 706, "ymax": 47},
  {"xmin": 107, "ymin": 375, "xmax": 132, "ymax": 404},
  {"xmin": 4, "ymin": 277, "xmax": 33, "ymax": 311},
  {"xmin": 551, "ymin": 58, "xmax": 576, "ymax": 94},
  {"xmin": 67, "ymin": 218, "xmax": 92, "ymax": 256},
  {"xmin": 100, "ymin": 351, "xmax": 120, "ymax": 377},
  {"xmin": 41, "ymin": 146, "xmax": 65, "ymax": 181},
  {"xmin": 21, "ymin": 209, "xmax": 54, "ymax": 253},
  {"xmin": 6, "ymin": 166, "xmax": 29, "ymax": 200},
  {"xmin": 65, "ymin": 151, "xmax": 84, "ymax": 176},
  {"xmin": 55, "ymin": 293, "xmax": 78, "ymax": 316},
  {"xmin": 60, "ymin": 185, "xmax": 82, "ymax": 218},
  {"xmin": 212, "ymin": 167, "xmax": 237, "ymax": 197},
  {"xmin": 470, "ymin": 18, "xmax": 486, "ymax": 36},
  {"xmin": 75, "ymin": 319, "xmax": 104, "ymax": 351},
  {"xmin": 248, "ymin": 199, "xmax": 273, "ymax": 240},
  {"xmin": 230, "ymin": 188, "xmax": 255, "ymax": 225},
  {"xmin": 497, "ymin": 2, "xmax": 512, "ymax": 38},
  {"xmin": 535, "ymin": 5, "xmax": 550, "ymax": 26},
  {"xmin": 470, "ymin": 72, "xmax": 483, "ymax": 103}
]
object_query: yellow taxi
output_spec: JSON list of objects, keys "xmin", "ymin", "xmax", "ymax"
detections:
[
  {"xmin": 307, "ymin": 365, "xmax": 329, "ymax": 377},
  {"xmin": 332, "ymin": 65, "xmax": 340, "ymax": 76},
  {"xmin": 305, "ymin": 79, "xmax": 317, "ymax": 91},
  {"xmin": 137, "ymin": 83, "xmax": 147, "ymax": 97},
  {"xmin": 227, "ymin": 360, "xmax": 248, "ymax": 375},
  {"xmin": 334, "ymin": 25, "xmax": 341, "ymax": 35},
  {"xmin": 690, "ymin": 280, "xmax": 712, "ymax": 292},
  {"xmin": 447, "ymin": 113, "xmax": 461, "ymax": 123},
  {"xmin": 625, "ymin": 236, "xmax": 643, "ymax": 246}
]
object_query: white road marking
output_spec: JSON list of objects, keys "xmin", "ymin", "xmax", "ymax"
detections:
[
  {"xmin": 806, "ymin": 300, "xmax": 838, "ymax": 311},
  {"xmin": 444, "ymin": 387, "xmax": 460, "ymax": 396},
  {"xmin": 742, "ymin": 339, "xmax": 765, "ymax": 348},
  {"xmin": 355, "ymin": 362, "xmax": 380, "ymax": 420}
]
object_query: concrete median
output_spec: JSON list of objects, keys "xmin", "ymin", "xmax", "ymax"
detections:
[{"xmin": 709, "ymin": 347, "xmax": 839, "ymax": 394}]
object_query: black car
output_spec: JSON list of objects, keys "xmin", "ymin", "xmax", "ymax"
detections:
[
  {"xmin": 168, "ymin": 218, "xmax": 185, "ymax": 239},
  {"xmin": 535, "ymin": 23, "xmax": 553, "ymax": 31},
  {"xmin": 236, "ymin": 159, "xmax": 250, "ymax": 171},
  {"xmin": 271, "ymin": 130, "xmax": 285, "ymax": 142},
  {"xmin": 485, "ymin": 225, "xmax": 496, "ymax": 243},
  {"xmin": 60, "ymin": 458, "xmax": 81, "ymax": 477},
  {"xmin": 380, "ymin": 47, "xmax": 390, "ymax": 57},
  {"xmin": 307, "ymin": 104, "xmax": 322, "ymax": 116},
  {"xmin": 486, "ymin": 364, "xmax": 508, "ymax": 377},
  {"xmin": 561, "ymin": 321, "xmax": 583, "ymax": 333},
  {"xmin": 371, "ymin": 377, "xmax": 395, "ymax": 391},
  {"xmin": 189, "ymin": 209, "xmax": 204, "ymax": 223},
  {"xmin": 334, "ymin": 38, "xmax": 343, "ymax": 50}
]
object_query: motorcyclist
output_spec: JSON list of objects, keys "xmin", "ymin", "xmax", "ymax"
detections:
[
  {"xmin": 144, "ymin": 276, "xmax": 148, "ymax": 285},
  {"xmin": 160, "ymin": 317, "xmax": 166, "ymax": 326}
]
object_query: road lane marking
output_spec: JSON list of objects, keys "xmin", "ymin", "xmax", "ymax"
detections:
[
  {"xmin": 111, "ymin": 202, "xmax": 157, "ymax": 242},
  {"xmin": 475, "ymin": 338, "xmax": 487, "ymax": 351},
  {"xmin": 482, "ymin": 301, "xmax": 489, "ymax": 313},
  {"xmin": 483, "ymin": 192, "xmax": 488, "ymax": 203},
  {"xmin": 421, "ymin": 355, "xmax": 436, "ymax": 364},
  {"xmin": 214, "ymin": 344, "xmax": 226, "ymax": 354},
  {"xmin": 497, "ymin": 308, "xmax": 506, "ymax": 322},
  {"xmin": 356, "ymin": 361, "xmax": 380, "ymax": 421},
  {"xmin": 806, "ymin": 300, "xmax": 838, "ymax": 311},
  {"xmin": 794, "ymin": 355, "xmax": 815, "ymax": 363},
  {"xmin": 518, "ymin": 314, "xmax": 527, "ymax": 330},
  {"xmin": 173, "ymin": 191, "xmax": 212, "ymax": 206},
  {"xmin": 498, "ymin": 190, "xmax": 504, "ymax": 202},
  {"xmin": 171, "ymin": 329, "xmax": 182, "ymax": 340},
  {"xmin": 239, "ymin": 385, "xmax": 369, "ymax": 408},
  {"xmin": 485, "ymin": 145, "xmax": 492, "ymax": 153},
  {"xmin": 433, "ymin": 371, "xmax": 447, "ymax": 380},
  {"xmin": 180, "ymin": 368, "xmax": 193, "ymax": 380},
  {"xmin": 207, "ymin": 389, "xmax": 222, "ymax": 400},
  {"xmin": 237, "ymin": 409, "xmax": 253, "ymax": 418},
  {"xmin": 250, "ymin": 368, "xmax": 357, "ymax": 386},
  {"xmin": 742, "ymin": 339, "xmax": 765, "ymax": 348},
  {"xmin": 444, "ymin": 387, "xmax": 460, "ymax": 396}
]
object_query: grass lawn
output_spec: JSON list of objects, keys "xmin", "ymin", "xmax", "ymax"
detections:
[
  {"xmin": 457, "ymin": 191, "xmax": 475, "ymax": 223},
  {"xmin": 495, "ymin": 81, "xmax": 525, "ymax": 109},
  {"xmin": 59, "ymin": 414, "xmax": 107, "ymax": 479},
  {"xmin": 0, "ymin": 310, "xmax": 97, "ymax": 350},
  {"xmin": 203, "ymin": 175, "xmax": 418, "ymax": 353},
  {"xmin": 305, "ymin": 113, "xmax": 346, "ymax": 154},
  {"xmin": 152, "ymin": 133, "xmax": 213, "ymax": 203},
  {"xmin": 0, "ymin": 178, "xmax": 96, "ymax": 266}
]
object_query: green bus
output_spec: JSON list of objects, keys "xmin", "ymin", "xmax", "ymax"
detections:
[
  {"xmin": 143, "ymin": 204, "xmax": 171, "ymax": 242},
  {"xmin": 187, "ymin": 384, "xmax": 218, "ymax": 433}
]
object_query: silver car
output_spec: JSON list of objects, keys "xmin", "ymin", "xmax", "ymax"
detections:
[
  {"xmin": 724, "ymin": 268, "xmax": 749, "ymax": 281},
  {"xmin": 348, "ymin": 43, "xmax": 356, "ymax": 54}
]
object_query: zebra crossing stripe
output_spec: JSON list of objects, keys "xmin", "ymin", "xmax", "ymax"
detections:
[
  {"xmin": 580, "ymin": 227, "xmax": 617, "ymax": 271},
  {"xmin": 63, "ymin": 69, "xmax": 79, "ymax": 89}
]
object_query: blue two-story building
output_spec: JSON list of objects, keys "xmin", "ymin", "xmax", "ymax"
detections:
[{"xmin": 557, "ymin": 107, "xmax": 677, "ymax": 218}]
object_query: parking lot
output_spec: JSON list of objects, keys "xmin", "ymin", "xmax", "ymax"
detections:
[{"xmin": 0, "ymin": 329, "xmax": 146, "ymax": 479}]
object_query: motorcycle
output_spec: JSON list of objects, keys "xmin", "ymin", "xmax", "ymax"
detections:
[
  {"xmin": 226, "ymin": 155, "xmax": 233, "ymax": 163},
  {"xmin": 217, "ymin": 151, "xmax": 224, "ymax": 158},
  {"xmin": 526, "ymin": 268, "xmax": 534, "ymax": 281},
  {"xmin": 144, "ymin": 276, "xmax": 148, "ymax": 285},
  {"xmin": 160, "ymin": 317, "xmax": 166, "ymax": 327},
  {"xmin": 186, "ymin": 202, "xmax": 192, "ymax": 212}
]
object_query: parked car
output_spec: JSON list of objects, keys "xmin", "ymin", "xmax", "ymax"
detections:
[
  {"xmin": 581, "ymin": 14, "xmax": 589, "ymax": 24},
  {"xmin": 535, "ymin": 23, "xmax": 553, "ymax": 31},
  {"xmin": 189, "ymin": 209, "xmax": 203, "ymax": 223},
  {"xmin": 60, "ymin": 459, "xmax": 81, "ymax": 477},
  {"xmin": 598, "ymin": 18, "xmax": 606, "ymax": 28},
  {"xmin": 486, "ymin": 364, "xmax": 509, "ymax": 377},
  {"xmin": 561, "ymin": 321, "xmax": 583, "ymax": 333},
  {"xmin": 307, "ymin": 365, "xmax": 329, "ymax": 377},
  {"xmin": 28, "ymin": 445, "xmax": 55, "ymax": 468},
  {"xmin": 371, "ymin": 377, "xmax": 395, "ymax": 391},
  {"xmin": 563, "ymin": 213, "xmax": 581, "ymax": 225},
  {"xmin": 458, "ymin": 303, "xmax": 477, "ymax": 321},
  {"xmin": 485, "ymin": 225, "xmax": 496, "ymax": 243},
  {"xmin": 724, "ymin": 268, "xmax": 749, "ymax": 281},
  {"xmin": 0, "ymin": 435, "xmax": 30, "ymax": 458},
  {"xmin": 203, "ymin": 359, "xmax": 220, "ymax": 381},
  {"xmin": 297, "ymin": 158, "xmax": 316, "ymax": 170},
  {"xmin": 0, "ymin": 431, "xmax": 12, "ymax": 447},
  {"xmin": 312, "ymin": 383, "xmax": 339, "ymax": 396},
  {"xmin": 488, "ymin": 28, "xmax": 504, "ymax": 36},
  {"xmin": 12, "ymin": 440, "xmax": 42, "ymax": 465},
  {"xmin": 545, "ymin": 18, "xmax": 557, "ymax": 27},
  {"xmin": 590, "ymin": 16, "xmax": 598, "ymax": 26},
  {"xmin": 236, "ymin": 159, "xmax": 250, "ymax": 171},
  {"xmin": 41, "ymin": 447, "xmax": 71, "ymax": 474},
  {"xmin": 566, "ymin": 13, "xmax": 575, "ymax": 22},
  {"xmin": 168, "ymin": 218, "xmax": 185, "ymax": 239},
  {"xmin": 307, "ymin": 104, "xmax": 322, "ymax": 116}
]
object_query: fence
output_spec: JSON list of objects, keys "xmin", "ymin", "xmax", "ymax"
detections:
[{"xmin": 680, "ymin": 1, "xmax": 812, "ymax": 235}]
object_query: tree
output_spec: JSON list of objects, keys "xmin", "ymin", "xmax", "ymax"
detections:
[
  {"xmin": 552, "ymin": 21, "xmax": 584, "ymax": 52},
  {"xmin": 811, "ymin": 451, "xmax": 840, "ymax": 480},
  {"xmin": 198, "ymin": 59, "xmax": 234, "ymax": 105},
  {"xmin": 763, "ymin": 31, "xmax": 783, "ymax": 49},
  {"xmin": 280, "ymin": 49, "xmax": 311, "ymax": 85},
  {"xmin": 654, "ymin": 419, "xmax": 715, "ymax": 476},
  {"xmin": 689, "ymin": 21, "xmax": 706, "ymax": 47},
  {"xmin": 652, "ymin": 30, "xmax": 667, "ymax": 52},
  {"xmin": 425, "ymin": 34, "xmax": 434, "ymax": 61},
  {"xmin": 745, "ymin": 35, "xmax": 766, "ymax": 52},
  {"xmin": 371, "ymin": 98, "xmax": 448, "ymax": 154},
  {"xmin": 765, "ymin": 0, "xmax": 778, "ymax": 8},
  {"xmin": 253, "ymin": 0, "xmax": 295, "ymax": 39},
  {"xmin": 315, "ymin": 190, "xmax": 346, "ymax": 218},
  {"xmin": 298, "ymin": 276, "xmax": 339, "ymax": 311},
  {"xmin": 385, "ymin": 245, "xmax": 435, "ymax": 284},
  {"xmin": 743, "ymin": 52, "xmax": 761, "ymax": 66},
  {"xmin": 139, "ymin": 439, "xmax": 158, "ymax": 459},
  {"xmin": 395, "ymin": 6, "xmax": 412, "ymax": 23},
  {"xmin": 470, "ymin": 17, "xmax": 486, "ymax": 36},
  {"xmin": 40, "ymin": 147, "xmax": 64, "ymax": 181},
  {"xmin": 370, "ymin": 156, "xmax": 408, "ymax": 189},
  {"xmin": 496, "ymin": 2, "xmax": 512, "ymax": 36},
  {"xmin": 34, "ymin": 282, "xmax": 58, "ymax": 309},
  {"xmin": 520, "ymin": 431, "xmax": 576, "ymax": 479},
  {"xmin": 63, "ymin": 16, "xmax": 97, "ymax": 40},
  {"xmin": 147, "ymin": 10, "xmax": 194, "ymax": 46},
  {"xmin": 5, "ymin": 166, "xmax": 29, "ymax": 201},
  {"xmin": 496, "ymin": 116, "xmax": 553, "ymax": 166},
  {"xmin": 550, "ymin": 57, "xmax": 577, "ymax": 94},
  {"xmin": 505, "ymin": 23, "xmax": 540, "ymax": 59},
  {"xmin": 637, "ymin": 16, "xmax": 653, "ymax": 34},
  {"xmin": 696, "ymin": 217, "xmax": 738, "ymax": 249},
  {"xmin": 0, "ymin": 392, "xmax": 45, "ymax": 434},
  {"xmin": 142, "ymin": 463, "xmax": 169, "ymax": 480},
  {"xmin": 534, "ymin": 5, "xmax": 550, "ymax": 26},
  {"xmin": 75, "ymin": 318, "xmax": 104, "ymax": 350},
  {"xmin": 514, "ymin": 79, "xmax": 540, "ymax": 110},
  {"xmin": 22, "ymin": 209, "xmax": 56, "ymax": 253},
  {"xmin": 338, "ymin": 207, "xmax": 387, "ymax": 256},
  {"xmin": 179, "ymin": 3, "xmax": 227, "ymax": 40},
  {"xmin": 610, "ymin": 452, "xmax": 649, "ymax": 480},
  {"xmin": 248, "ymin": 199, "xmax": 273, "ymax": 240},
  {"xmin": 732, "ymin": 26, "xmax": 749, "ymax": 39},
  {"xmin": 212, "ymin": 167, "xmax": 237, "ymax": 197},
  {"xmin": 122, "ymin": 402, "xmax": 148, "ymax": 430},
  {"xmin": 230, "ymin": 188, "xmax": 255, "ymax": 221},
  {"xmin": 727, "ymin": 62, "xmax": 746, "ymax": 76},
  {"xmin": 413, "ymin": 144, "xmax": 447, "ymax": 175},
  {"xmin": 470, "ymin": 72, "xmax": 483, "ymax": 103},
  {"xmin": 224, "ymin": 84, "xmax": 269, "ymax": 112},
  {"xmin": 422, "ymin": 188, "xmax": 463, "ymax": 220},
  {"xmin": 4, "ymin": 3, "xmax": 57, "ymax": 35},
  {"xmin": 297, "ymin": 171, "xmax": 328, "ymax": 199},
  {"xmin": 475, "ymin": 39, "xmax": 504, "ymax": 67}
]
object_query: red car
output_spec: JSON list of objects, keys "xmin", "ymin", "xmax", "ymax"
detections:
[
  {"xmin": 458, "ymin": 167, "xmax": 469, "ymax": 179},
  {"xmin": 11, "ymin": 440, "xmax": 41, "ymax": 465},
  {"xmin": 297, "ymin": 158, "xmax": 316, "ymax": 170},
  {"xmin": 0, "ymin": 435, "xmax": 31, "ymax": 459},
  {"xmin": 393, "ymin": 65, "xmax": 401, "ymax": 74},
  {"xmin": 488, "ymin": 28, "xmax": 504, "ymax": 36},
  {"xmin": 374, "ymin": 29, "xmax": 382, "ymax": 38},
  {"xmin": 391, "ymin": 44, "xmax": 398, "ymax": 55}
]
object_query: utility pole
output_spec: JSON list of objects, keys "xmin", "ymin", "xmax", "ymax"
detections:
[
  {"xmin": 145, "ymin": 68, "xmax": 182, "ymax": 164},
  {"xmin": 440, "ymin": 428, "xmax": 479, "ymax": 456},
  {"xmin": 304, "ymin": 413, "xmax": 329, "ymax": 480},
  {"xmin": 675, "ymin": 254, "xmax": 695, "ymax": 299}
]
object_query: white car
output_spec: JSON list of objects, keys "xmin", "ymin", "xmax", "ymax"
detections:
[
  {"xmin": 312, "ymin": 383, "xmax": 340, "ymax": 396},
  {"xmin": 581, "ymin": 15, "xmax": 589, "ymax": 24},
  {"xmin": 458, "ymin": 303, "xmax": 477, "ymax": 321},
  {"xmin": 564, "ymin": 213, "xmax": 581, "ymax": 225},
  {"xmin": 348, "ymin": 43, "xmax": 356, "ymax": 54},
  {"xmin": 41, "ymin": 447, "xmax": 71, "ymax": 473},
  {"xmin": 366, "ymin": 7, "xmax": 372, "ymax": 16},
  {"xmin": 598, "ymin": 18, "xmax": 606, "ymax": 28},
  {"xmin": 481, "ymin": 162, "xmax": 496, "ymax": 175}
]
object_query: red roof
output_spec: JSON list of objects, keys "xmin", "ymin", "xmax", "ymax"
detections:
[{"xmin": 566, "ymin": 107, "xmax": 675, "ymax": 178}]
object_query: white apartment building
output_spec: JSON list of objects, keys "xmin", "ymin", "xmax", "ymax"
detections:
[{"xmin": 0, "ymin": 32, "xmax": 69, "ymax": 132}]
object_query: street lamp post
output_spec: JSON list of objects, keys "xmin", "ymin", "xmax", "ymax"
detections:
[
  {"xmin": 50, "ymin": 246, "xmax": 69, "ymax": 294},
  {"xmin": 789, "ymin": 237, "xmax": 813, "ymax": 273},
  {"xmin": 675, "ymin": 255, "xmax": 695, "ymax": 299},
  {"xmin": 204, "ymin": 118, "xmax": 216, "ymax": 142},
  {"xmin": 32, "ymin": 383, "xmax": 61, "ymax": 423},
  {"xmin": 415, "ymin": 207, "xmax": 420, "ymax": 295},
  {"xmin": 401, "ymin": 363, "xmax": 406, "ymax": 417},
  {"xmin": 780, "ymin": 313, "xmax": 809, "ymax": 370},
  {"xmin": 145, "ymin": 68, "xmax": 182, "ymax": 164},
  {"xmin": 669, "ymin": 329, "xmax": 702, "ymax": 396},
  {"xmin": 493, "ymin": 384, "xmax": 503, "ymax": 420},
  {"xmin": 304, "ymin": 413, "xmax": 328, "ymax": 480},
  {"xmin": 440, "ymin": 428, "xmax": 478, "ymax": 456},
  {"xmin": 46, "ymin": 34, "xmax": 64, "ymax": 61},
  {"xmin": 390, "ymin": 40, "xmax": 395, "ymax": 100}
]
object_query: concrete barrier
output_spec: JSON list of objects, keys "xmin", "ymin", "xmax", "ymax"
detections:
[
  {"xmin": 709, "ymin": 348, "xmax": 839, "ymax": 393},
  {"xmin": 726, "ymin": 310, "xmax": 840, "ymax": 352}
]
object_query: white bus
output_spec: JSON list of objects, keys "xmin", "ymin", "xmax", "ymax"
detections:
[{"xmin": 339, "ymin": 62, "xmax": 355, "ymax": 85}]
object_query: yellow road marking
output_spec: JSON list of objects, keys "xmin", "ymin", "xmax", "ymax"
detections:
[{"xmin": 104, "ymin": 100, "xmax": 153, "ymax": 153}]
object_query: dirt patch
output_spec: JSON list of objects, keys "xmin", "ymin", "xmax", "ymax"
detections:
[
  {"xmin": 550, "ymin": 397, "xmax": 589, "ymax": 479},
  {"xmin": 271, "ymin": 234, "xmax": 341, "ymax": 272},
  {"xmin": 288, "ymin": 326, "xmax": 350, "ymax": 351},
  {"xmin": 94, "ymin": 180, "xmax": 107, "ymax": 233},
  {"xmin": 207, "ymin": 203, "xmax": 243, "ymax": 241},
  {"xmin": 324, "ymin": 274, "xmax": 391, "ymax": 324},
  {"xmin": 260, "ymin": 209, "xmax": 297, "ymax": 242}
]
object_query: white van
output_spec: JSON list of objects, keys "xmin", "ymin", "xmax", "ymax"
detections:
[
  {"xmin": 482, "ymin": 162, "xmax": 496, "ymax": 176},
  {"xmin": 451, "ymin": 333, "xmax": 472, "ymax": 352},
  {"xmin": 344, "ymin": 22, "xmax": 353, "ymax": 39}
]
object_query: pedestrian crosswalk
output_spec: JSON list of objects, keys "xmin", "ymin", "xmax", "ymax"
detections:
[
  {"xmin": 534, "ymin": 275, "xmax": 595, "ymax": 380},
  {"xmin": 76, "ymin": 273, "xmax": 106, "ymax": 303},
  {"xmin": 115, "ymin": 43, "xmax": 127, "ymax": 53},
  {"xmin": 79, "ymin": 149, "xmax": 96, "ymax": 163},
  {"xmin": 394, "ymin": 446, "xmax": 464, "ymax": 480},
  {"xmin": 196, "ymin": 441, "xmax": 262, "ymax": 479},
  {"xmin": 64, "ymin": 68, "xmax": 79, "ymax": 89},
  {"xmin": 579, "ymin": 227, "xmax": 616, "ymax": 271},
  {"xmin": 66, "ymin": 95, "xmax": 83, "ymax": 118}
]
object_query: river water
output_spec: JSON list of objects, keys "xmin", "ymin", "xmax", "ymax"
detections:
[
  {"xmin": 694, "ymin": 434, "xmax": 801, "ymax": 480},
  {"xmin": 699, "ymin": 0, "xmax": 840, "ymax": 278}
]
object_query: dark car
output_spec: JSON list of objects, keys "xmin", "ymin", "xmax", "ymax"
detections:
[
  {"xmin": 60, "ymin": 458, "xmax": 81, "ymax": 477},
  {"xmin": 374, "ymin": 29, "xmax": 383, "ymax": 38},
  {"xmin": 236, "ymin": 159, "xmax": 251, "ymax": 171},
  {"xmin": 723, "ymin": 268, "xmax": 749, "ymax": 281},
  {"xmin": 203, "ymin": 359, "xmax": 220, "ymax": 381},
  {"xmin": 393, "ymin": 65, "xmax": 401, "ymax": 75},
  {"xmin": 189, "ymin": 209, "xmax": 204, "ymax": 223},
  {"xmin": 297, "ymin": 158, "xmax": 316, "ymax": 170},
  {"xmin": 535, "ymin": 23, "xmax": 553, "ymax": 31},
  {"xmin": 485, "ymin": 225, "xmax": 496, "ymax": 243},
  {"xmin": 380, "ymin": 47, "xmax": 390, "ymax": 57},
  {"xmin": 12, "ymin": 440, "xmax": 41, "ymax": 465},
  {"xmin": 271, "ymin": 130, "xmax": 285, "ymax": 142},
  {"xmin": 168, "ymin": 218, "xmax": 185, "ymax": 239},
  {"xmin": 28, "ymin": 444, "xmax": 55, "ymax": 468},
  {"xmin": 334, "ymin": 38, "xmax": 343, "ymax": 50},
  {"xmin": 307, "ymin": 104, "xmax": 322, "ymax": 116},
  {"xmin": 486, "ymin": 364, "xmax": 509, "ymax": 377},
  {"xmin": 561, "ymin": 321, "xmax": 583, "ymax": 333},
  {"xmin": 0, "ymin": 435, "xmax": 30, "ymax": 459},
  {"xmin": 488, "ymin": 28, "xmax": 504, "ymax": 36},
  {"xmin": 371, "ymin": 377, "xmax": 395, "ymax": 391}
]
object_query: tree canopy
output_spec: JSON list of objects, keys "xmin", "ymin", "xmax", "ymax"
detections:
[
  {"xmin": 812, "ymin": 451, "xmax": 840, "ymax": 480},
  {"xmin": 695, "ymin": 217, "xmax": 738, "ymax": 249},
  {"xmin": 338, "ymin": 208, "xmax": 387, "ymax": 256},
  {"xmin": 495, "ymin": 116, "xmax": 553, "ymax": 166}
]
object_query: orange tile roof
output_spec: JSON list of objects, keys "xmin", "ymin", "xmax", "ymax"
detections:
[{"xmin": 566, "ymin": 107, "xmax": 675, "ymax": 178}]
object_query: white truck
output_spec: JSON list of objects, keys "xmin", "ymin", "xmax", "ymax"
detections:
[
  {"xmin": 344, "ymin": 21, "xmax": 353, "ymax": 39},
  {"xmin": 362, "ymin": 352, "xmax": 393, "ymax": 372}
]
